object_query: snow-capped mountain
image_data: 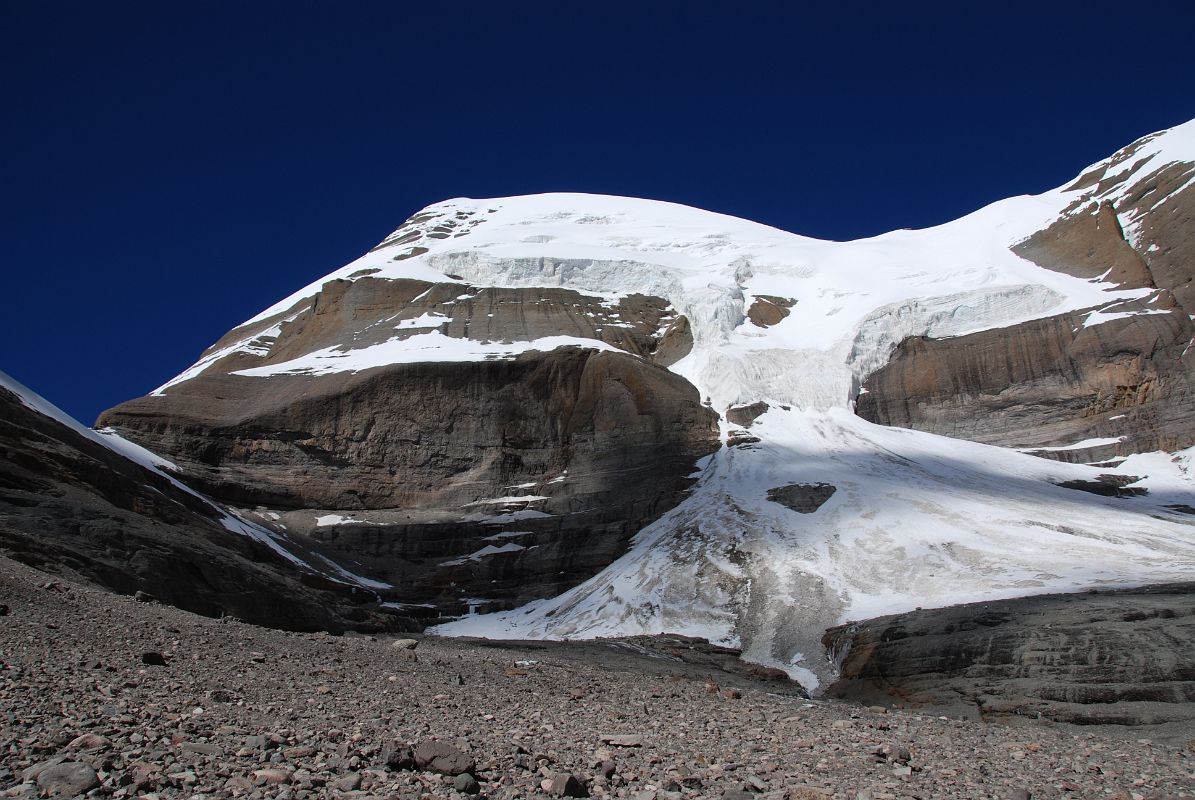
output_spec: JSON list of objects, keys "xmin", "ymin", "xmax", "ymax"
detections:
[{"xmin": 96, "ymin": 119, "xmax": 1195, "ymax": 689}]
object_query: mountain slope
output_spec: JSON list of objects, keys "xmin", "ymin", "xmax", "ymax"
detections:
[
  {"xmin": 0, "ymin": 371, "xmax": 402, "ymax": 632},
  {"xmin": 97, "ymin": 119, "xmax": 1195, "ymax": 688}
]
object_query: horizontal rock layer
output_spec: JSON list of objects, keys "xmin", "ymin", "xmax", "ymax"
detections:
[
  {"xmin": 99, "ymin": 282, "xmax": 719, "ymax": 616},
  {"xmin": 856, "ymin": 305, "xmax": 1195, "ymax": 456},
  {"xmin": 823, "ymin": 584, "xmax": 1195, "ymax": 729}
]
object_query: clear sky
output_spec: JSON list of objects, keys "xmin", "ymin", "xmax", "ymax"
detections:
[{"xmin": 3, "ymin": 1, "xmax": 1193, "ymax": 423}]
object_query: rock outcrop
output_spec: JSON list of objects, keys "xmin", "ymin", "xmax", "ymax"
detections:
[
  {"xmin": 823, "ymin": 585, "xmax": 1195, "ymax": 731},
  {"xmin": 98, "ymin": 279, "xmax": 720, "ymax": 617},
  {"xmin": 0, "ymin": 380, "xmax": 398, "ymax": 633},
  {"xmin": 858, "ymin": 133, "xmax": 1195, "ymax": 459},
  {"xmin": 856, "ymin": 307, "xmax": 1195, "ymax": 457}
]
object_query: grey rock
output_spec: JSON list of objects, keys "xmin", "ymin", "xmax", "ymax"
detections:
[
  {"xmin": 380, "ymin": 740, "xmax": 415, "ymax": 770},
  {"xmin": 35, "ymin": 762, "xmax": 100, "ymax": 797},
  {"xmin": 332, "ymin": 773, "xmax": 362, "ymax": 791},
  {"xmin": 543, "ymin": 772, "xmax": 588, "ymax": 797},
  {"xmin": 412, "ymin": 738, "xmax": 474, "ymax": 776},
  {"xmin": 823, "ymin": 583, "xmax": 1195, "ymax": 726},
  {"xmin": 598, "ymin": 734, "xmax": 642, "ymax": 747},
  {"xmin": 765, "ymin": 483, "xmax": 836, "ymax": 514},
  {"xmin": 453, "ymin": 772, "xmax": 481, "ymax": 794}
]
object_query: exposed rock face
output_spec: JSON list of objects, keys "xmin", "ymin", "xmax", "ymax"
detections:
[
  {"xmin": 746, "ymin": 295, "xmax": 795, "ymax": 328},
  {"xmin": 0, "ymin": 383, "xmax": 396, "ymax": 633},
  {"xmin": 856, "ymin": 307, "xmax": 1195, "ymax": 456},
  {"xmin": 98, "ymin": 280, "xmax": 720, "ymax": 616},
  {"xmin": 766, "ymin": 483, "xmax": 836, "ymax": 514},
  {"xmin": 726, "ymin": 401, "xmax": 769, "ymax": 427},
  {"xmin": 823, "ymin": 585, "xmax": 1195, "ymax": 729},
  {"xmin": 858, "ymin": 131, "xmax": 1195, "ymax": 460}
]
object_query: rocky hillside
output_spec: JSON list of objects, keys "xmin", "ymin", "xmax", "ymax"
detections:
[
  {"xmin": 84, "ymin": 119, "xmax": 1195, "ymax": 689},
  {"xmin": 4, "ymin": 554, "xmax": 1194, "ymax": 800},
  {"xmin": 0, "ymin": 372, "xmax": 401, "ymax": 634}
]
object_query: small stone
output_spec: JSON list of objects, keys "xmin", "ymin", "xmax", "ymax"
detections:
[
  {"xmin": 134, "ymin": 590, "xmax": 155, "ymax": 602},
  {"xmin": 454, "ymin": 773, "xmax": 481, "ymax": 794},
  {"xmin": 252, "ymin": 768, "xmax": 292, "ymax": 785},
  {"xmin": 141, "ymin": 651, "xmax": 167, "ymax": 666},
  {"xmin": 722, "ymin": 688, "xmax": 742, "ymax": 699},
  {"xmin": 543, "ymin": 772, "xmax": 588, "ymax": 797},
  {"xmin": 598, "ymin": 761, "xmax": 616, "ymax": 779},
  {"xmin": 391, "ymin": 638, "xmax": 419, "ymax": 650},
  {"xmin": 332, "ymin": 774, "xmax": 362, "ymax": 791},
  {"xmin": 67, "ymin": 733, "xmax": 109, "ymax": 751},
  {"xmin": 599, "ymin": 734, "xmax": 643, "ymax": 748},
  {"xmin": 181, "ymin": 742, "xmax": 223, "ymax": 757},
  {"xmin": 36, "ymin": 762, "xmax": 100, "ymax": 797},
  {"xmin": 208, "ymin": 689, "xmax": 235, "ymax": 703},
  {"xmin": 0, "ymin": 604, "xmax": 9, "ymax": 616}
]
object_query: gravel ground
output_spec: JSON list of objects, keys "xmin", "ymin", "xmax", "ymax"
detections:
[{"xmin": 2, "ymin": 555, "xmax": 1192, "ymax": 799}]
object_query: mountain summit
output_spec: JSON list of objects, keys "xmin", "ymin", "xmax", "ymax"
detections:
[{"xmin": 56, "ymin": 118, "xmax": 1195, "ymax": 687}]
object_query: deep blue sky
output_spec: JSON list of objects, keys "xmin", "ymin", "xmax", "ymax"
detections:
[{"xmin": 3, "ymin": 2, "xmax": 1193, "ymax": 424}]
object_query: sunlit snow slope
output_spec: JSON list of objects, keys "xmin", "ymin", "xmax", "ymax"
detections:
[{"xmin": 166, "ymin": 119, "xmax": 1195, "ymax": 689}]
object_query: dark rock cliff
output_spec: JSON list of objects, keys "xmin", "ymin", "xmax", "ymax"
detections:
[
  {"xmin": 0, "ymin": 384, "xmax": 398, "ymax": 633},
  {"xmin": 822, "ymin": 585, "xmax": 1195, "ymax": 732},
  {"xmin": 98, "ymin": 281, "xmax": 720, "ymax": 617}
]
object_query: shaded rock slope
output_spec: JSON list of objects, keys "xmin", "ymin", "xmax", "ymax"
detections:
[
  {"xmin": 0, "ymin": 374, "xmax": 400, "ymax": 634},
  {"xmin": 99, "ymin": 280, "xmax": 719, "ymax": 617},
  {"xmin": 824, "ymin": 584, "xmax": 1195, "ymax": 735}
]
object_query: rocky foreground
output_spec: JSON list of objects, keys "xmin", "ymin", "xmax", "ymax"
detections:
[{"xmin": 2, "ymin": 556, "xmax": 1193, "ymax": 800}]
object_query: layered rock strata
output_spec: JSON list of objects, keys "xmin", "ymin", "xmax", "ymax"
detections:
[
  {"xmin": 858, "ymin": 143, "xmax": 1195, "ymax": 459},
  {"xmin": 823, "ymin": 584, "xmax": 1195, "ymax": 730},
  {"xmin": 98, "ymin": 280, "xmax": 720, "ymax": 616},
  {"xmin": 856, "ymin": 306, "xmax": 1195, "ymax": 458}
]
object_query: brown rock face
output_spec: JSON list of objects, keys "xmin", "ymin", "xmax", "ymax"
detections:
[
  {"xmin": 746, "ymin": 295, "xmax": 795, "ymax": 328},
  {"xmin": 0, "ymin": 384, "xmax": 397, "ymax": 633},
  {"xmin": 859, "ymin": 141, "xmax": 1195, "ymax": 459},
  {"xmin": 857, "ymin": 308, "xmax": 1195, "ymax": 457},
  {"xmin": 823, "ymin": 585, "xmax": 1195, "ymax": 729},
  {"xmin": 98, "ymin": 281, "xmax": 719, "ymax": 616}
]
